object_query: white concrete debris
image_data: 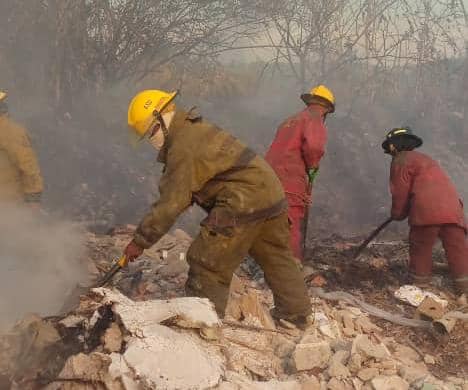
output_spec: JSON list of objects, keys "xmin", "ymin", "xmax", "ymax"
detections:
[
  {"xmin": 95, "ymin": 288, "xmax": 224, "ymax": 389},
  {"xmin": 394, "ymin": 285, "xmax": 448, "ymax": 308},
  {"xmin": 93, "ymin": 287, "xmax": 221, "ymax": 330},
  {"xmin": 123, "ymin": 324, "xmax": 223, "ymax": 389}
]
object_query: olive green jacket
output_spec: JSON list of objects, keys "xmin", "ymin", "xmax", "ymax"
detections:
[
  {"xmin": 0, "ymin": 115, "xmax": 43, "ymax": 203},
  {"xmin": 134, "ymin": 110, "xmax": 286, "ymax": 248}
]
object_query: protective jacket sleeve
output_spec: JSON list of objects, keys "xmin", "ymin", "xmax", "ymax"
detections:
[
  {"xmin": 390, "ymin": 157, "xmax": 412, "ymax": 220},
  {"xmin": 133, "ymin": 150, "xmax": 197, "ymax": 249},
  {"xmin": 5, "ymin": 126, "xmax": 43, "ymax": 201},
  {"xmin": 301, "ymin": 116, "xmax": 327, "ymax": 170}
]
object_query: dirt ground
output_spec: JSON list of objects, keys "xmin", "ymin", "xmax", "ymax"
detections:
[{"xmin": 303, "ymin": 237, "xmax": 468, "ymax": 380}]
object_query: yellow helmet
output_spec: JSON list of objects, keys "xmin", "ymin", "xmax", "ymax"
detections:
[
  {"xmin": 301, "ymin": 85, "xmax": 335, "ymax": 113},
  {"xmin": 0, "ymin": 90, "xmax": 7, "ymax": 102},
  {"xmin": 127, "ymin": 89, "xmax": 178, "ymax": 137}
]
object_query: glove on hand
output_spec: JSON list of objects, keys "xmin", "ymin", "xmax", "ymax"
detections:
[
  {"xmin": 307, "ymin": 168, "xmax": 319, "ymax": 184},
  {"xmin": 124, "ymin": 239, "xmax": 144, "ymax": 262}
]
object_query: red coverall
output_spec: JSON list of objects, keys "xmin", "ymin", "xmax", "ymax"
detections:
[
  {"xmin": 390, "ymin": 151, "xmax": 468, "ymax": 287},
  {"xmin": 266, "ymin": 107, "xmax": 327, "ymax": 260}
]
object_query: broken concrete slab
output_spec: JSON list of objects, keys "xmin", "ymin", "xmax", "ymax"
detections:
[
  {"xmin": 371, "ymin": 375, "xmax": 409, "ymax": 390},
  {"xmin": 398, "ymin": 362, "xmax": 429, "ymax": 384},
  {"xmin": 293, "ymin": 341, "xmax": 332, "ymax": 371},
  {"xmin": 123, "ymin": 323, "xmax": 223, "ymax": 390},
  {"xmin": 328, "ymin": 350, "xmax": 351, "ymax": 379},
  {"xmin": 351, "ymin": 335, "xmax": 390, "ymax": 361},
  {"xmin": 417, "ymin": 297, "xmax": 445, "ymax": 320},
  {"xmin": 93, "ymin": 287, "xmax": 220, "ymax": 330}
]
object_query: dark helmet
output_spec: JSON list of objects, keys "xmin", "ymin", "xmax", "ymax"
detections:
[{"xmin": 382, "ymin": 127, "xmax": 423, "ymax": 154}]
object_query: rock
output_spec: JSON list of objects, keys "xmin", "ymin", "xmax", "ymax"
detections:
[
  {"xmin": 101, "ymin": 322, "xmax": 122, "ymax": 353},
  {"xmin": 351, "ymin": 335, "xmax": 390, "ymax": 361},
  {"xmin": 52, "ymin": 352, "xmax": 122, "ymax": 389},
  {"xmin": 371, "ymin": 375, "xmax": 409, "ymax": 390},
  {"xmin": 272, "ymin": 335, "xmax": 296, "ymax": 358},
  {"xmin": 457, "ymin": 294, "xmax": 467, "ymax": 306},
  {"xmin": 393, "ymin": 344, "xmax": 421, "ymax": 363},
  {"xmin": 423, "ymin": 355, "xmax": 436, "ymax": 365},
  {"xmin": 94, "ymin": 287, "xmax": 221, "ymax": 329},
  {"xmin": 328, "ymin": 351, "xmax": 351, "ymax": 379},
  {"xmin": 301, "ymin": 376, "xmax": 321, "ymax": 390},
  {"xmin": 398, "ymin": 362, "xmax": 429, "ymax": 384},
  {"xmin": 347, "ymin": 353, "xmax": 362, "ymax": 373},
  {"xmin": 417, "ymin": 297, "xmax": 445, "ymax": 320},
  {"xmin": 238, "ymin": 288, "xmax": 276, "ymax": 330},
  {"xmin": 293, "ymin": 341, "xmax": 332, "ymax": 371},
  {"xmin": 220, "ymin": 371, "xmax": 303, "ymax": 390},
  {"xmin": 357, "ymin": 368, "xmax": 379, "ymax": 382},
  {"xmin": 369, "ymin": 257, "xmax": 387, "ymax": 269},
  {"xmin": 123, "ymin": 324, "xmax": 223, "ymax": 389},
  {"xmin": 327, "ymin": 378, "xmax": 346, "ymax": 390},
  {"xmin": 354, "ymin": 317, "xmax": 382, "ymax": 334}
]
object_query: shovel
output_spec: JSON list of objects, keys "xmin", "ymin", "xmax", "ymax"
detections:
[
  {"xmin": 353, "ymin": 218, "xmax": 393, "ymax": 259},
  {"xmin": 59, "ymin": 255, "xmax": 129, "ymax": 314}
]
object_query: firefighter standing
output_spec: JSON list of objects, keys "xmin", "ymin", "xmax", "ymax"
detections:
[
  {"xmin": 383, "ymin": 127, "xmax": 468, "ymax": 293},
  {"xmin": 0, "ymin": 91, "xmax": 43, "ymax": 206},
  {"xmin": 123, "ymin": 90, "xmax": 312, "ymax": 326},
  {"xmin": 266, "ymin": 85, "xmax": 335, "ymax": 261}
]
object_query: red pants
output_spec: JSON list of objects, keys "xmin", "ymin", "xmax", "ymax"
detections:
[
  {"xmin": 409, "ymin": 225, "xmax": 468, "ymax": 280},
  {"xmin": 288, "ymin": 205, "xmax": 306, "ymax": 261}
]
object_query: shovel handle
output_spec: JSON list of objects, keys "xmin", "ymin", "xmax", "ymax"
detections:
[{"xmin": 353, "ymin": 217, "xmax": 393, "ymax": 259}]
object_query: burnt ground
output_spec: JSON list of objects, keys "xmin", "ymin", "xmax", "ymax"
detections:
[{"xmin": 303, "ymin": 236, "xmax": 468, "ymax": 380}]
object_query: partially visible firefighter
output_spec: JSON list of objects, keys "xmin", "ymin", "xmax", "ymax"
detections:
[
  {"xmin": 266, "ymin": 85, "xmax": 335, "ymax": 262},
  {"xmin": 124, "ymin": 89, "xmax": 312, "ymax": 328},
  {"xmin": 383, "ymin": 127, "xmax": 468, "ymax": 294},
  {"xmin": 0, "ymin": 91, "xmax": 43, "ymax": 207}
]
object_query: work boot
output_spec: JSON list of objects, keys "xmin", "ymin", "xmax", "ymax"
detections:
[{"xmin": 270, "ymin": 308, "xmax": 314, "ymax": 331}]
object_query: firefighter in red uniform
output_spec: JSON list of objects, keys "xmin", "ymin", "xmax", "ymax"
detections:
[
  {"xmin": 383, "ymin": 127, "xmax": 468, "ymax": 294},
  {"xmin": 266, "ymin": 85, "xmax": 335, "ymax": 261}
]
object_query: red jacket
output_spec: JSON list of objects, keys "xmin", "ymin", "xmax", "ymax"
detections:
[
  {"xmin": 390, "ymin": 151, "xmax": 466, "ymax": 229},
  {"xmin": 265, "ymin": 107, "xmax": 327, "ymax": 206}
]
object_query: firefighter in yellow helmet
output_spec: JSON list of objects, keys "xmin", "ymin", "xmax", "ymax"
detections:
[
  {"xmin": 0, "ymin": 91, "xmax": 43, "ymax": 206},
  {"xmin": 124, "ymin": 89, "xmax": 312, "ymax": 327},
  {"xmin": 266, "ymin": 85, "xmax": 335, "ymax": 262}
]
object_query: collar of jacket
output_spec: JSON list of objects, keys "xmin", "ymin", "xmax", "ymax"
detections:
[{"xmin": 156, "ymin": 109, "xmax": 203, "ymax": 164}]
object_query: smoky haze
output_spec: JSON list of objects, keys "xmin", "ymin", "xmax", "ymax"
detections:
[
  {"xmin": 0, "ymin": 0, "xmax": 467, "ymax": 238},
  {"xmin": 0, "ymin": 204, "xmax": 88, "ymax": 330}
]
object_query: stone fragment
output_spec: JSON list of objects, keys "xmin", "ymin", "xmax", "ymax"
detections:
[
  {"xmin": 101, "ymin": 322, "xmax": 122, "ymax": 353},
  {"xmin": 328, "ymin": 350, "xmax": 351, "ymax": 379},
  {"xmin": 238, "ymin": 288, "xmax": 276, "ymax": 330},
  {"xmin": 357, "ymin": 368, "xmax": 379, "ymax": 382},
  {"xmin": 293, "ymin": 341, "xmax": 332, "ymax": 371},
  {"xmin": 53, "ymin": 352, "xmax": 122, "ymax": 389},
  {"xmin": 327, "ymin": 378, "xmax": 346, "ymax": 390},
  {"xmin": 371, "ymin": 375, "xmax": 409, "ymax": 390},
  {"xmin": 398, "ymin": 363, "xmax": 429, "ymax": 384},
  {"xmin": 347, "ymin": 353, "xmax": 362, "ymax": 373},
  {"xmin": 393, "ymin": 344, "xmax": 421, "ymax": 364},
  {"xmin": 423, "ymin": 355, "xmax": 436, "ymax": 365},
  {"xmin": 351, "ymin": 335, "xmax": 390, "ymax": 361},
  {"xmin": 354, "ymin": 317, "xmax": 382, "ymax": 334},
  {"xmin": 417, "ymin": 297, "xmax": 445, "ymax": 320},
  {"xmin": 301, "ymin": 376, "xmax": 321, "ymax": 390},
  {"xmin": 272, "ymin": 335, "xmax": 296, "ymax": 358}
]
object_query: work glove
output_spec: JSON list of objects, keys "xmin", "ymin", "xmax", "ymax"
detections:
[
  {"xmin": 124, "ymin": 239, "xmax": 144, "ymax": 262},
  {"xmin": 307, "ymin": 168, "xmax": 319, "ymax": 184}
]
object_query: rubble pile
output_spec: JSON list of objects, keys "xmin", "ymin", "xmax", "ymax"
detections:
[{"xmin": 0, "ymin": 228, "xmax": 467, "ymax": 390}]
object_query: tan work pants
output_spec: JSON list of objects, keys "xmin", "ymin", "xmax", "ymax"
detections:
[{"xmin": 185, "ymin": 212, "xmax": 311, "ymax": 320}]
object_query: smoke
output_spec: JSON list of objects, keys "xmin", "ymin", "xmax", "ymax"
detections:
[{"xmin": 0, "ymin": 203, "xmax": 88, "ymax": 330}]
